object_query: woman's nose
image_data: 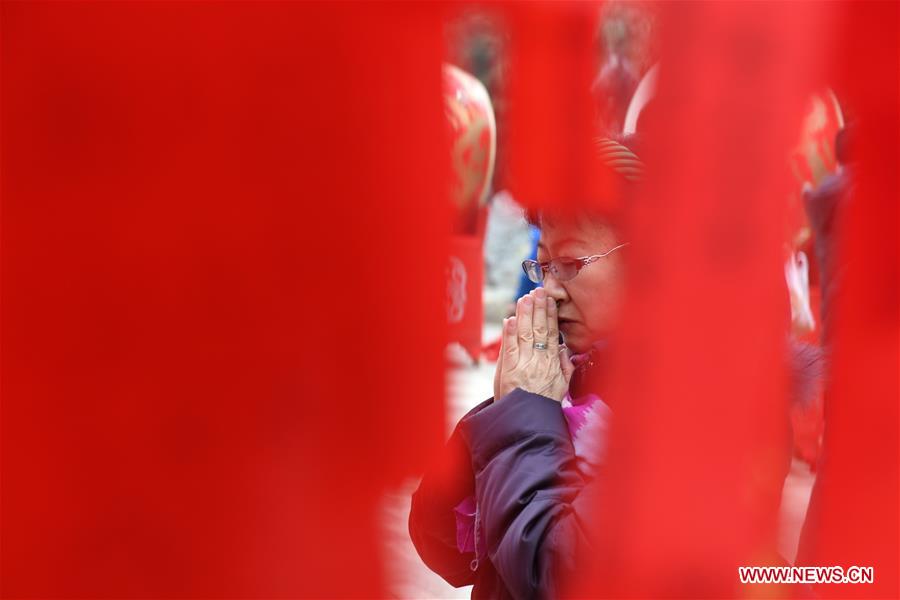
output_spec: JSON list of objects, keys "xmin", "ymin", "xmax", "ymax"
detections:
[{"xmin": 542, "ymin": 274, "xmax": 569, "ymax": 305}]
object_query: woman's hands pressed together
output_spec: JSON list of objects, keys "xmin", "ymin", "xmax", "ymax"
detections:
[{"xmin": 493, "ymin": 288, "xmax": 575, "ymax": 402}]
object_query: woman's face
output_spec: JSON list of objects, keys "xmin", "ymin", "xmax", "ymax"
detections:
[{"xmin": 537, "ymin": 215, "xmax": 626, "ymax": 354}]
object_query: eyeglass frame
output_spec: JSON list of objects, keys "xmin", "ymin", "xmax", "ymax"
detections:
[{"xmin": 521, "ymin": 242, "xmax": 629, "ymax": 284}]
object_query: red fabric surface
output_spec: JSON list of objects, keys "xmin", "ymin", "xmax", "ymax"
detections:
[{"xmin": 2, "ymin": 3, "xmax": 448, "ymax": 597}]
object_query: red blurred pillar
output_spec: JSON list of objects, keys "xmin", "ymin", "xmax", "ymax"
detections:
[
  {"xmin": 797, "ymin": 3, "xmax": 900, "ymax": 597},
  {"xmin": 503, "ymin": 2, "xmax": 601, "ymax": 215},
  {"xmin": 574, "ymin": 2, "xmax": 832, "ymax": 596},
  {"xmin": 1, "ymin": 3, "xmax": 448, "ymax": 597}
]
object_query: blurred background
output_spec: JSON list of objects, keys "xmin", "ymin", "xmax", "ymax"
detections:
[{"xmin": 1, "ymin": 2, "xmax": 896, "ymax": 598}]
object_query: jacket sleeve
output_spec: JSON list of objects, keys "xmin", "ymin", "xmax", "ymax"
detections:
[
  {"xmin": 408, "ymin": 398, "xmax": 493, "ymax": 588},
  {"xmin": 459, "ymin": 388, "xmax": 599, "ymax": 599}
]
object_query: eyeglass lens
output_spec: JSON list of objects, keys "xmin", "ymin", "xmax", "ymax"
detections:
[
  {"xmin": 549, "ymin": 258, "xmax": 579, "ymax": 281},
  {"xmin": 524, "ymin": 261, "xmax": 542, "ymax": 283},
  {"xmin": 523, "ymin": 258, "xmax": 582, "ymax": 284}
]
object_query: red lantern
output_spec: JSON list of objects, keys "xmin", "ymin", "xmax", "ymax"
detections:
[
  {"xmin": 443, "ymin": 64, "xmax": 497, "ymax": 363},
  {"xmin": 443, "ymin": 64, "xmax": 497, "ymax": 235}
]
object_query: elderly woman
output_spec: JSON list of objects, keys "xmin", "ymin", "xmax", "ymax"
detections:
[{"xmin": 409, "ymin": 139, "xmax": 641, "ymax": 599}]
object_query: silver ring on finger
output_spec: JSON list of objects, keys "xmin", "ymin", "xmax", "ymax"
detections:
[{"xmin": 533, "ymin": 341, "xmax": 549, "ymax": 350}]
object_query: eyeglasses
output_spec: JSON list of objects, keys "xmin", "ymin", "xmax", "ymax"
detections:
[{"xmin": 521, "ymin": 243, "xmax": 629, "ymax": 284}]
